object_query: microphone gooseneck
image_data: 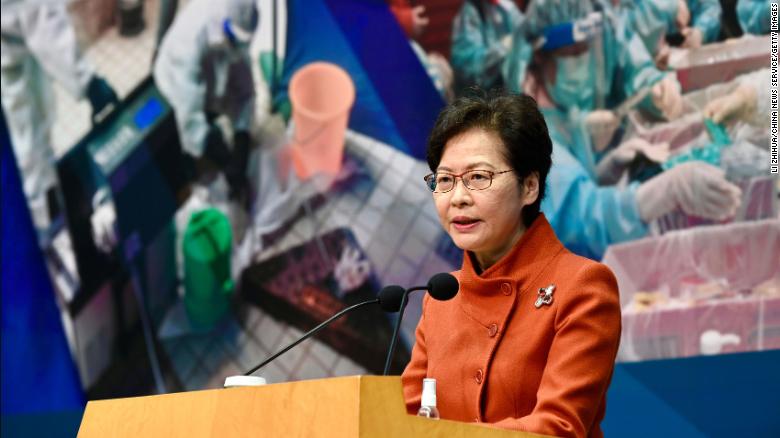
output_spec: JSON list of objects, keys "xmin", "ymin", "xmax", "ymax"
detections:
[
  {"xmin": 382, "ymin": 273, "xmax": 460, "ymax": 376},
  {"xmin": 245, "ymin": 285, "xmax": 404, "ymax": 376}
]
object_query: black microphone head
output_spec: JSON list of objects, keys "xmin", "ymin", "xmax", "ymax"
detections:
[
  {"xmin": 377, "ymin": 285, "xmax": 405, "ymax": 312},
  {"xmin": 427, "ymin": 273, "xmax": 459, "ymax": 301}
]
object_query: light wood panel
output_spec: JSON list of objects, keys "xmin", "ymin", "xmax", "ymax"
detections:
[{"xmin": 78, "ymin": 376, "xmax": 547, "ymax": 437}]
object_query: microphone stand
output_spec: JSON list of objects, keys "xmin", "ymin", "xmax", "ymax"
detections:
[
  {"xmin": 383, "ymin": 286, "xmax": 426, "ymax": 376},
  {"xmin": 245, "ymin": 298, "xmax": 379, "ymax": 376}
]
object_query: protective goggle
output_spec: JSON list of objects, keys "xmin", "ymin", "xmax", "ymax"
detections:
[
  {"xmin": 223, "ymin": 18, "xmax": 253, "ymax": 47},
  {"xmin": 534, "ymin": 12, "xmax": 603, "ymax": 52}
]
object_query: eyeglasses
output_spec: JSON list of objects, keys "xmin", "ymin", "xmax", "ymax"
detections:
[{"xmin": 423, "ymin": 169, "xmax": 514, "ymax": 193}]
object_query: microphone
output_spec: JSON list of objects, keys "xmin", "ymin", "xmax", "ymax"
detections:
[
  {"xmin": 243, "ymin": 284, "xmax": 405, "ymax": 376},
  {"xmin": 382, "ymin": 273, "xmax": 459, "ymax": 376},
  {"xmin": 425, "ymin": 272, "xmax": 460, "ymax": 301}
]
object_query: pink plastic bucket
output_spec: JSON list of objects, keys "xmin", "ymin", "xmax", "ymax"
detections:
[{"xmin": 289, "ymin": 62, "xmax": 355, "ymax": 179}]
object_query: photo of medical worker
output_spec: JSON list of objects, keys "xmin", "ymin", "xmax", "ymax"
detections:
[{"xmin": 2, "ymin": 1, "xmax": 778, "ymax": 437}]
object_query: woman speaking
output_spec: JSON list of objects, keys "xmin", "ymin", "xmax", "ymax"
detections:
[{"xmin": 402, "ymin": 92, "xmax": 621, "ymax": 438}]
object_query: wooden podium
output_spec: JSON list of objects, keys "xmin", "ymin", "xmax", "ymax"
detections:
[{"xmin": 77, "ymin": 376, "xmax": 545, "ymax": 437}]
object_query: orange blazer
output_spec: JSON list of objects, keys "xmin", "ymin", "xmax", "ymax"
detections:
[{"xmin": 402, "ymin": 214, "xmax": 621, "ymax": 438}]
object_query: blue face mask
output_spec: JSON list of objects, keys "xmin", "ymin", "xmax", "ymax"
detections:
[{"xmin": 545, "ymin": 51, "xmax": 595, "ymax": 112}]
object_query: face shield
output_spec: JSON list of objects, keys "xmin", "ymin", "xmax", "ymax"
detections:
[
  {"xmin": 526, "ymin": 0, "xmax": 612, "ymax": 111},
  {"xmin": 223, "ymin": 0, "xmax": 259, "ymax": 52},
  {"xmin": 535, "ymin": 12, "xmax": 603, "ymax": 52},
  {"xmin": 223, "ymin": 18, "xmax": 254, "ymax": 51}
]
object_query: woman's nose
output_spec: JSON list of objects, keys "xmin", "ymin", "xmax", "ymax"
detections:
[{"xmin": 449, "ymin": 178, "xmax": 472, "ymax": 206}]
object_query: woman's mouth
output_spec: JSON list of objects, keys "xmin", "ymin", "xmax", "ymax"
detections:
[{"xmin": 452, "ymin": 217, "xmax": 481, "ymax": 232}]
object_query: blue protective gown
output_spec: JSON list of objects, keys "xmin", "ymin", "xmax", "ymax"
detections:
[
  {"xmin": 506, "ymin": 0, "xmax": 665, "ymax": 114},
  {"xmin": 540, "ymin": 107, "xmax": 649, "ymax": 260},
  {"xmin": 619, "ymin": 0, "xmax": 678, "ymax": 56},
  {"xmin": 737, "ymin": 0, "xmax": 774, "ymax": 34},
  {"xmin": 450, "ymin": 0, "xmax": 523, "ymax": 91},
  {"xmin": 689, "ymin": 0, "xmax": 722, "ymax": 43},
  {"xmin": 542, "ymin": 142, "xmax": 648, "ymax": 260}
]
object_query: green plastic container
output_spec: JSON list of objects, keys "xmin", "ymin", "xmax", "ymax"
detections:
[{"xmin": 183, "ymin": 208, "xmax": 234, "ymax": 329}]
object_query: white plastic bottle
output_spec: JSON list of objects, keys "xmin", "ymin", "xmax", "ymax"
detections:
[{"xmin": 417, "ymin": 378, "xmax": 440, "ymax": 419}]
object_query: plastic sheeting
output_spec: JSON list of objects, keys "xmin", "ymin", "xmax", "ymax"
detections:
[
  {"xmin": 603, "ymin": 220, "xmax": 780, "ymax": 362},
  {"xmin": 670, "ymin": 34, "xmax": 770, "ymax": 92},
  {"xmin": 626, "ymin": 75, "xmax": 778, "ymax": 235}
]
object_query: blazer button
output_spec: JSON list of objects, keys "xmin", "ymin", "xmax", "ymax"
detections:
[
  {"xmin": 501, "ymin": 283, "xmax": 512, "ymax": 295},
  {"xmin": 488, "ymin": 323, "xmax": 498, "ymax": 337},
  {"xmin": 475, "ymin": 368, "xmax": 484, "ymax": 384}
]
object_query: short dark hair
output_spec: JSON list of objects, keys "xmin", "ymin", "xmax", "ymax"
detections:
[{"xmin": 426, "ymin": 90, "xmax": 553, "ymax": 227}]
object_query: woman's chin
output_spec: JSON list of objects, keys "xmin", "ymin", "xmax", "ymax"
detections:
[{"xmin": 450, "ymin": 235, "xmax": 482, "ymax": 253}]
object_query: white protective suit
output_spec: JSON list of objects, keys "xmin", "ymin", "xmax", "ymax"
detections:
[
  {"xmin": 153, "ymin": 0, "xmax": 258, "ymax": 158},
  {"xmin": 1, "ymin": 0, "xmax": 95, "ymax": 230}
]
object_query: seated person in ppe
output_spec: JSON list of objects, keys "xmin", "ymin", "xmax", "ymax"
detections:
[
  {"xmin": 1, "ymin": 0, "xmax": 118, "ymax": 234},
  {"xmin": 578, "ymin": 105, "xmax": 675, "ymax": 185},
  {"xmin": 543, "ymin": 139, "xmax": 743, "ymax": 260},
  {"xmin": 504, "ymin": 0, "xmax": 685, "ymax": 122},
  {"xmin": 620, "ymin": 0, "xmax": 721, "ymax": 69},
  {"xmin": 532, "ymin": 88, "xmax": 741, "ymax": 260},
  {"xmin": 153, "ymin": 0, "xmax": 258, "ymax": 202},
  {"xmin": 450, "ymin": 0, "xmax": 523, "ymax": 93},
  {"xmin": 618, "ymin": 0, "xmax": 680, "ymax": 69},
  {"xmin": 737, "ymin": 0, "xmax": 776, "ymax": 35},
  {"xmin": 676, "ymin": 0, "xmax": 722, "ymax": 48},
  {"xmin": 402, "ymin": 91, "xmax": 622, "ymax": 437},
  {"xmin": 542, "ymin": 75, "xmax": 769, "ymax": 264}
]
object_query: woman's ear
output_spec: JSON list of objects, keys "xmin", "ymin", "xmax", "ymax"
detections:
[{"xmin": 522, "ymin": 172, "xmax": 540, "ymax": 207}]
